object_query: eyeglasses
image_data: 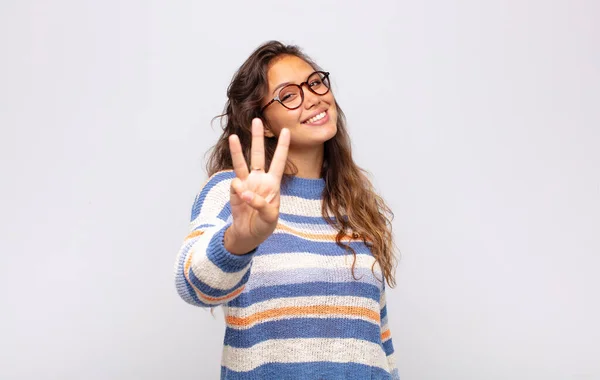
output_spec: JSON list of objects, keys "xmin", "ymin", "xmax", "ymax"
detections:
[{"xmin": 261, "ymin": 71, "xmax": 331, "ymax": 113}]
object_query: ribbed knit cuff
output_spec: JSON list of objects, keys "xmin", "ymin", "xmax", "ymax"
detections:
[{"xmin": 206, "ymin": 223, "xmax": 257, "ymax": 272}]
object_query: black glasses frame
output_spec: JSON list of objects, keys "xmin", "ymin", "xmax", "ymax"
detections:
[{"xmin": 260, "ymin": 71, "xmax": 331, "ymax": 113}]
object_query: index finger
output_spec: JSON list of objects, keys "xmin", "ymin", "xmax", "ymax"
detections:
[{"xmin": 229, "ymin": 134, "xmax": 249, "ymax": 179}]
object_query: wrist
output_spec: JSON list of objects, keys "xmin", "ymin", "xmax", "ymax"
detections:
[{"xmin": 224, "ymin": 225, "xmax": 258, "ymax": 255}]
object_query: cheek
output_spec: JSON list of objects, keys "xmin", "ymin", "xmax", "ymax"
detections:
[
  {"xmin": 326, "ymin": 95, "xmax": 338, "ymax": 118},
  {"xmin": 275, "ymin": 108, "xmax": 302, "ymax": 124},
  {"xmin": 323, "ymin": 91, "xmax": 336, "ymax": 104},
  {"xmin": 267, "ymin": 109, "xmax": 301, "ymax": 131}
]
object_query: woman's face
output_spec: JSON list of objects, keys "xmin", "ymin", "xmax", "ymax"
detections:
[{"xmin": 261, "ymin": 55, "xmax": 337, "ymax": 149}]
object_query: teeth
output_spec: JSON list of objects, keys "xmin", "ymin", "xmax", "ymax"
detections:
[{"xmin": 305, "ymin": 111, "xmax": 326, "ymax": 124}]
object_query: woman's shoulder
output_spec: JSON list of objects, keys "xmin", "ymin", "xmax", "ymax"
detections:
[
  {"xmin": 190, "ymin": 170, "xmax": 235, "ymax": 223},
  {"xmin": 193, "ymin": 169, "xmax": 235, "ymax": 205},
  {"xmin": 206, "ymin": 169, "xmax": 236, "ymax": 184},
  {"xmin": 198, "ymin": 169, "xmax": 235, "ymax": 192}
]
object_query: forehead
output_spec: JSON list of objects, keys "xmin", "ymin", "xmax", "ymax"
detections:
[{"xmin": 267, "ymin": 55, "xmax": 315, "ymax": 90}]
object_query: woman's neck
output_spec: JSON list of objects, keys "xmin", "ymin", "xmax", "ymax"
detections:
[{"xmin": 285, "ymin": 144, "xmax": 324, "ymax": 179}]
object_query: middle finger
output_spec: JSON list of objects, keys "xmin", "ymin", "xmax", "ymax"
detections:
[{"xmin": 250, "ymin": 118, "xmax": 265, "ymax": 171}]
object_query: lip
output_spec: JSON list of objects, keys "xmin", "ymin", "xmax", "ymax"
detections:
[{"xmin": 301, "ymin": 109, "xmax": 329, "ymax": 125}]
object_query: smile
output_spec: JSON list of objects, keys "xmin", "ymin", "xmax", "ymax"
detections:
[{"xmin": 302, "ymin": 111, "xmax": 328, "ymax": 124}]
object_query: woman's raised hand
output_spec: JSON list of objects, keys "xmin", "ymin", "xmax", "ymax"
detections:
[{"xmin": 224, "ymin": 118, "xmax": 290, "ymax": 255}]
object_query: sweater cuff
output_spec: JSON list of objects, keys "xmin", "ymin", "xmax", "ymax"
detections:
[{"xmin": 206, "ymin": 223, "xmax": 257, "ymax": 272}]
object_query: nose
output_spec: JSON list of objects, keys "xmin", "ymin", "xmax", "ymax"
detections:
[{"xmin": 301, "ymin": 84, "xmax": 321, "ymax": 109}]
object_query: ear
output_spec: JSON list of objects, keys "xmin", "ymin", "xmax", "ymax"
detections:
[
  {"xmin": 261, "ymin": 117, "xmax": 276, "ymax": 138},
  {"xmin": 264, "ymin": 128, "xmax": 275, "ymax": 138}
]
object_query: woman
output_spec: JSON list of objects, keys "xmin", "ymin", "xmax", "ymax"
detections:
[{"xmin": 174, "ymin": 40, "xmax": 400, "ymax": 380}]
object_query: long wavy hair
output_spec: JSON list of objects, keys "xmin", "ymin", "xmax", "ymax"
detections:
[{"xmin": 206, "ymin": 40, "xmax": 399, "ymax": 294}]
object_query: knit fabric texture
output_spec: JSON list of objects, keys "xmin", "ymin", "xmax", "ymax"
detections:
[{"xmin": 174, "ymin": 170, "xmax": 400, "ymax": 380}]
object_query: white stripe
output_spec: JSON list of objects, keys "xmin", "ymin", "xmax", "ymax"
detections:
[
  {"xmin": 381, "ymin": 315, "xmax": 389, "ymax": 332},
  {"xmin": 221, "ymin": 338, "xmax": 388, "ymax": 372},
  {"xmin": 227, "ymin": 295, "xmax": 379, "ymax": 316},
  {"xmin": 279, "ymin": 195, "xmax": 331, "ymax": 217},
  {"xmin": 387, "ymin": 351, "xmax": 397, "ymax": 370},
  {"xmin": 251, "ymin": 252, "xmax": 382, "ymax": 274},
  {"xmin": 188, "ymin": 223, "xmax": 251, "ymax": 291},
  {"xmin": 243, "ymin": 266, "xmax": 382, "ymax": 292}
]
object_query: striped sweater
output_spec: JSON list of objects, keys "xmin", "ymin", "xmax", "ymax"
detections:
[{"xmin": 174, "ymin": 170, "xmax": 400, "ymax": 380}]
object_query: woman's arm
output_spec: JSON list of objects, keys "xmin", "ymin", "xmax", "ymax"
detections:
[
  {"xmin": 173, "ymin": 170, "xmax": 257, "ymax": 308},
  {"xmin": 380, "ymin": 282, "xmax": 401, "ymax": 379}
]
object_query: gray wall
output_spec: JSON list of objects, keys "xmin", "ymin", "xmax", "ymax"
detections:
[{"xmin": 1, "ymin": 1, "xmax": 598, "ymax": 379}]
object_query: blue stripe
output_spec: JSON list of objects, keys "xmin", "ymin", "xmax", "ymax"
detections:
[
  {"xmin": 381, "ymin": 304, "xmax": 387, "ymax": 320},
  {"xmin": 383, "ymin": 339, "xmax": 395, "ymax": 356},
  {"xmin": 217, "ymin": 202, "xmax": 232, "ymax": 221},
  {"xmin": 227, "ymin": 281, "xmax": 380, "ymax": 308},
  {"xmin": 221, "ymin": 361, "xmax": 393, "ymax": 380},
  {"xmin": 206, "ymin": 225, "xmax": 254, "ymax": 273},
  {"xmin": 193, "ymin": 223, "xmax": 216, "ymax": 231},
  {"xmin": 279, "ymin": 212, "xmax": 339, "ymax": 224},
  {"xmin": 257, "ymin": 233, "xmax": 373, "ymax": 256},
  {"xmin": 280, "ymin": 175, "xmax": 325, "ymax": 199},
  {"xmin": 180, "ymin": 277, "xmax": 211, "ymax": 307},
  {"xmin": 188, "ymin": 266, "xmax": 251, "ymax": 298},
  {"xmin": 224, "ymin": 317, "xmax": 381, "ymax": 348}
]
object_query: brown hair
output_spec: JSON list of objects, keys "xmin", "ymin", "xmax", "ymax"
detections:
[{"xmin": 206, "ymin": 40, "xmax": 399, "ymax": 296}]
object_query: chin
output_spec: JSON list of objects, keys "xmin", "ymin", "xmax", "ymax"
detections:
[{"xmin": 317, "ymin": 123, "xmax": 338, "ymax": 142}]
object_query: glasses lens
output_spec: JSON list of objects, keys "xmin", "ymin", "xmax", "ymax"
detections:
[
  {"xmin": 279, "ymin": 85, "xmax": 303, "ymax": 109},
  {"xmin": 307, "ymin": 72, "xmax": 330, "ymax": 95}
]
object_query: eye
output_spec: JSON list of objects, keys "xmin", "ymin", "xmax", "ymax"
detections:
[
  {"xmin": 280, "ymin": 92, "xmax": 298, "ymax": 103},
  {"xmin": 309, "ymin": 79, "xmax": 323, "ymax": 87}
]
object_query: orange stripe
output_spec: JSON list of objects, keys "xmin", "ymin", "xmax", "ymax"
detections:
[
  {"xmin": 201, "ymin": 284, "xmax": 246, "ymax": 302},
  {"xmin": 381, "ymin": 329, "xmax": 391, "ymax": 341},
  {"xmin": 276, "ymin": 223, "xmax": 351, "ymax": 241},
  {"xmin": 226, "ymin": 305, "xmax": 380, "ymax": 326},
  {"xmin": 277, "ymin": 222, "xmax": 374, "ymax": 244},
  {"xmin": 184, "ymin": 250, "xmax": 194, "ymax": 276},
  {"xmin": 185, "ymin": 230, "xmax": 204, "ymax": 241}
]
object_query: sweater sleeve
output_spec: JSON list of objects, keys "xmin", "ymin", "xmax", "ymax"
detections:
[
  {"xmin": 174, "ymin": 170, "xmax": 257, "ymax": 308},
  {"xmin": 380, "ymin": 281, "xmax": 401, "ymax": 380}
]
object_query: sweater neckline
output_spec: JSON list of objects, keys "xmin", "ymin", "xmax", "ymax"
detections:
[{"xmin": 281, "ymin": 174, "xmax": 325, "ymax": 199}]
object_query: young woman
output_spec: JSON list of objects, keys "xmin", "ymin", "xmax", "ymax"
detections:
[{"xmin": 174, "ymin": 40, "xmax": 400, "ymax": 380}]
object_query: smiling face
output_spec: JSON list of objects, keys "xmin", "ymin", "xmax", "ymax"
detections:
[{"xmin": 261, "ymin": 55, "xmax": 337, "ymax": 149}]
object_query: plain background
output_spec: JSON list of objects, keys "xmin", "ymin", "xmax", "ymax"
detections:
[{"xmin": 1, "ymin": 1, "xmax": 599, "ymax": 379}]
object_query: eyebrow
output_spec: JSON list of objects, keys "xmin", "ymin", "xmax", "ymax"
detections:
[
  {"xmin": 271, "ymin": 82, "xmax": 291, "ymax": 96},
  {"xmin": 270, "ymin": 71, "xmax": 317, "ymax": 96}
]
